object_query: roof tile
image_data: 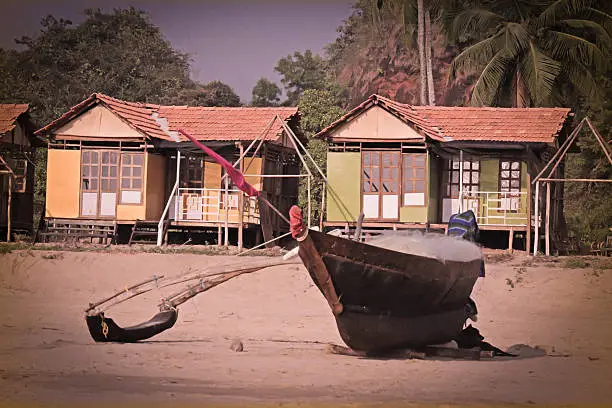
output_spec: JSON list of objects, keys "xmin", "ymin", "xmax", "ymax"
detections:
[{"xmin": 0, "ymin": 104, "xmax": 29, "ymax": 134}]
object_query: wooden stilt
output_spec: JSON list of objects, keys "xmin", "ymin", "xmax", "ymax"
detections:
[
  {"xmin": 7, "ymin": 176, "xmax": 12, "ymax": 242},
  {"xmin": 508, "ymin": 227, "xmax": 514, "ymax": 254},
  {"xmin": 307, "ymin": 175, "xmax": 311, "ymax": 228},
  {"xmin": 217, "ymin": 225, "xmax": 222, "ymax": 246},
  {"xmin": 545, "ymin": 182, "xmax": 551, "ymax": 256},
  {"xmin": 533, "ymin": 181, "xmax": 540, "ymax": 256},
  {"xmin": 224, "ymin": 175, "xmax": 229, "ymax": 247}
]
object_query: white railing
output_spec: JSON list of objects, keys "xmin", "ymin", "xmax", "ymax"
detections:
[
  {"xmin": 173, "ymin": 188, "xmax": 260, "ymax": 224},
  {"xmin": 462, "ymin": 191, "xmax": 528, "ymax": 226}
]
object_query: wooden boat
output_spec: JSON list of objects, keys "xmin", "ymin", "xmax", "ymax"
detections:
[{"xmin": 291, "ymin": 208, "xmax": 481, "ymax": 353}]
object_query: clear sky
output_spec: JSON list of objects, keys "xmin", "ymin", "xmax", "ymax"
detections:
[{"xmin": 0, "ymin": 0, "xmax": 355, "ymax": 103}]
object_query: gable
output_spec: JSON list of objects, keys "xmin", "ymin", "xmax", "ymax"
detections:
[
  {"xmin": 54, "ymin": 104, "xmax": 145, "ymax": 140},
  {"xmin": 329, "ymin": 105, "xmax": 423, "ymax": 141}
]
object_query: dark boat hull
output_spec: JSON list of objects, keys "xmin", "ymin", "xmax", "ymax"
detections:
[
  {"xmin": 86, "ymin": 309, "xmax": 178, "ymax": 343},
  {"xmin": 299, "ymin": 229, "xmax": 481, "ymax": 352}
]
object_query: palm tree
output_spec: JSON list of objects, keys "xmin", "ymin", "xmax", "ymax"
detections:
[{"xmin": 447, "ymin": 0, "xmax": 611, "ymax": 107}]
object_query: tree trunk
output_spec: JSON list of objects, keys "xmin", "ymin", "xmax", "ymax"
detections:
[
  {"xmin": 425, "ymin": 8, "xmax": 435, "ymax": 106},
  {"xmin": 514, "ymin": 70, "xmax": 528, "ymax": 107},
  {"xmin": 417, "ymin": 0, "xmax": 427, "ymax": 105}
]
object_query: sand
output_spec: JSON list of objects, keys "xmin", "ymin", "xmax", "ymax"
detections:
[{"xmin": 0, "ymin": 247, "xmax": 611, "ymax": 406}]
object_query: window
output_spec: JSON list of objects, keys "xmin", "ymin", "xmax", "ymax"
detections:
[
  {"xmin": 181, "ymin": 156, "xmax": 203, "ymax": 189},
  {"xmin": 120, "ymin": 153, "xmax": 144, "ymax": 204},
  {"xmin": 499, "ymin": 160, "xmax": 521, "ymax": 193},
  {"xmin": 402, "ymin": 153, "xmax": 426, "ymax": 206},
  {"xmin": 100, "ymin": 151, "xmax": 119, "ymax": 193},
  {"xmin": 362, "ymin": 151, "xmax": 380, "ymax": 193},
  {"xmin": 444, "ymin": 159, "xmax": 480, "ymax": 198},
  {"xmin": 81, "ymin": 150, "xmax": 99, "ymax": 192},
  {"xmin": 12, "ymin": 159, "xmax": 27, "ymax": 193}
]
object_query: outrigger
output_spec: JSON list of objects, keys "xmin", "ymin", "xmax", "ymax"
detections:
[{"xmin": 84, "ymin": 128, "xmax": 513, "ymax": 359}]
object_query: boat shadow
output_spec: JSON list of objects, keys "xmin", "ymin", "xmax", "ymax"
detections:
[{"xmin": 327, "ymin": 343, "xmax": 549, "ymax": 362}]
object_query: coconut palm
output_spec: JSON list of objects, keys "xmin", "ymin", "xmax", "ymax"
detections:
[{"xmin": 447, "ymin": 0, "xmax": 612, "ymax": 107}]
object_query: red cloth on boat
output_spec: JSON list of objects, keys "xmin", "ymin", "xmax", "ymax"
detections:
[
  {"xmin": 289, "ymin": 205, "xmax": 306, "ymax": 239},
  {"xmin": 178, "ymin": 129, "xmax": 260, "ymax": 197}
]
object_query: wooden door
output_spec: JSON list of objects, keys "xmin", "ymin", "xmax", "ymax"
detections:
[
  {"xmin": 362, "ymin": 151, "xmax": 400, "ymax": 220},
  {"xmin": 80, "ymin": 150, "xmax": 119, "ymax": 218}
]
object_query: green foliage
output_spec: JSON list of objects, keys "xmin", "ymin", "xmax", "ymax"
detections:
[
  {"xmin": 296, "ymin": 89, "xmax": 346, "ymax": 223},
  {"xmin": 251, "ymin": 77, "xmax": 281, "ymax": 107},
  {"xmin": 447, "ymin": 0, "xmax": 612, "ymax": 107},
  {"xmin": 0, "ymin": 7, "xmax": 243, "ymax": 210},
  {"xmin": 274, "ymin": 50, "xmax": 329, "ymax": 106}
]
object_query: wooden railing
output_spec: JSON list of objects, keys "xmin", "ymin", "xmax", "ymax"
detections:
[
  {"xmin": 460, "ymin": 191, "xmax": 529, "ymax": 226},
  {"xmin": 172, "ymin": 188, "xmax": 260, "ymax": 224}
]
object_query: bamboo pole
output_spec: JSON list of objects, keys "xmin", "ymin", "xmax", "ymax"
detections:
[
  {"xmin": 532, "ymin": 119, "xmax": 584, "ymax": 184},
  {"xmin": 526, "ymin": 171, "xmax": 532, "ymax": 254},
  {"xmin": 6, "ymin": 176, "xmax": 11, "ymax": 242},
  {"xmin": 533, "ymin": 181, "xmax": 540, "ymax": 256},
  {"xmin": 238, "ymin": 143, "xmax": 244, "ymax": 250},
  {"xmin": 539, "ymin": 178, "xmax": 612, "ymax": 183},
  {"xmin": 585, "ymin": 117, "xmax": 612, "ymax": 165},
  {"xmin": 236, "ymin": 231, "xmax": 292, "ymax": 256},
  {"xmin": 307, "ymin": 175, "xmax": 311, "ymax": 228},
  {"xmin": 545, "ymin": 182, "xmax": 551, "ymax": 256}
]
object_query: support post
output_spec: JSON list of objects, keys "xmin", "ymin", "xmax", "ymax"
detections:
[
  {"xmin": 526, "ymin": 171, "xmax": 532, "ymax": 254},
  {"xmin": 545, "ymin": 182, "xmax": 551, "ymax": 256},
  {"xmin": 508, "ymin": 227, "xmax": 514, "ymax": 254},
  {"xmin": 319, "ymin": 181, "xmax": 326, "ymax": 231},
  {"xmin": 238, "ymin": 143, "xmax": 244, "ymax": 250},
  {"xmin": 217, "ymin": 225, "xmax": 222, "ymax": 246},
  {"xmin": 459, "ymin": 150, "xmax": 464, "ymax": 212},
  {"xmin": 533, "ymin": 181, "xmax": 540, "ymax": 256},
  {"xmin": 224, "ymin": 174, "xmax": 229, "ymax": 247},
  {"xmin": 7, "ymin": 176, "xmax": 12, "ymax": 242},
  {"xmin": 157, "ymin": 150, "xmax": 180, "ymax": 246}
]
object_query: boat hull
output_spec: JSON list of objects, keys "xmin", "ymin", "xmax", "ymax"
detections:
[
  {"xmin": 86, "ymin": 309, "xmax": 178, "ymax": 343},
  {"xmin": 299, "ymin": 229, "xmax": 481, "ymax": 352}
]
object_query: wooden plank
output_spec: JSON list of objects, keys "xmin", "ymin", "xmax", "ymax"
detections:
[
  {"xmin": 526, "ymin": 171, "xmax": 532, "ymax": 254},
  {"xmin": 6, "ymin": 176, "xmax": 11, "ymax": 242},
  {"xmin": 296, "ymin": 230, "xmax": 343, "ymax": 316}
]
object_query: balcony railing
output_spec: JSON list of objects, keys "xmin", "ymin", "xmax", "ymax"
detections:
[
  {"xmin": 463, "ymin": 190, "xmax": 528, "ymax": 226},
  {"xmin": 171, "ymin": 188, "xmax": 260, "ymax": 224},
  {"xmin": 442, "ymin": 191, "xmax": 529, "ymax": 227}
]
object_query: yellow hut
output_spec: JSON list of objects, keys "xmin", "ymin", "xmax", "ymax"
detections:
[{"xmin": 35, "ymin": 93, "xmax": 301, "ymax": 247}]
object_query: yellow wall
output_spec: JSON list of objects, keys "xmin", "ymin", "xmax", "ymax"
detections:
[
  {"xmin": 117, "ymin": 204, "xmax": 146, "ymax": 220},
  {"xmin": 243, "ymin": 157, "xmax": 263, "ymax": 191},
  {"xmin": 145, "ymin": 153, "xmax": 167, "ymax": 220},
  {"xmin": 400, "ymin": 206, "xmax": 428, "ymax": 223},
  {"xmin": 45, "ymin": 149, "xmax": 80, "ymax": 218},
  {"xmin": 326, "ymin": 152, "xmax": 361, "ymax": 222}
]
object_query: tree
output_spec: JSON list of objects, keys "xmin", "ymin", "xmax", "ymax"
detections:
[
  {"xmin": 251, "ymin": 77, "xmax": 281, "ymax": 107},
  {"xmin": 0, "ymin": 7, "xmax": 242, "ymax": 201},
  {"xmin": 447, "ymin": 0, "xmax": 612, "ymax": 107},
  {"xmin": 197, "ymin": 80, "xmax": 242, "ymax": 107},
  {"xmin": 274, "ymin": 50, "xmax": 329, "ymax": 106},
  {"xmin": 297, "ymin": 89, "xmax": 346, "ymax": 224}
]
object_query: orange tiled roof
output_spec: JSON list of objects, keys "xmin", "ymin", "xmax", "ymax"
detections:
[
  {"xmin": 35, "ymin": 93, "xmax": 299, "ymax": 143},
  {"xmin": 413, "ymin": 105, "xmax": 571, "ymax": 143},
  {"xmin": 316, "ymin": 94, "xmax": 571, "ymax": 144},
  {"xmin": 156, "ymin": 105, "xmax": 298, "ymax": 142},
  {"xmin": 0, "ymin": 104, "xmax": 30, "ymax": 134}
]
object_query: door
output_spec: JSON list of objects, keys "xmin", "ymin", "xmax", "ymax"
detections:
[
  {"xmin": 362, "ymin": 151, "xmax": 400, "ymax": 220},
  {"xmin": 80, "ymin": 150, "xmax": 119, "ymax": 218}
]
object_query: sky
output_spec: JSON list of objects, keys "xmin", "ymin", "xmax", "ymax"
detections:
[{"xmin": 0, "ymin": 0, "xmax": 355, "ymax": 103}]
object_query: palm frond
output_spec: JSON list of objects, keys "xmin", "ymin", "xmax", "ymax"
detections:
[
  {"xmin": 543, "ymin": 30, "xmax": 609, "ymax": 72},
  {"xmin": 450, "ymin": 9, "xmax": 505, "ymax": 42},
  {"xmin": 538, "ymin": 0, "xmax": 593, "ymax": 28},
  {"xmin": 554, "ymin": 19, "xmax": 612, "ymax": 51},
  {"xmin": 448, "ymin": 31, "xmax": 505, "ymax": 81},
  {"xmin": 503, "ymin": 22, "xmax": 531, "ymax": 57},
  {"xmin": 584, "ymin": 8, "xmax": 612, "ymax": 37},
  {"xmin": 520, "ymin": 42, "xmax": 561, "ymax": 106},
  {"xmin": 470, "ymin": 49, "xmax": 512, "ymax": 106},
  {"xmin": 562, "ymin": 61, "xmax": 602, "ymax": 103}
]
